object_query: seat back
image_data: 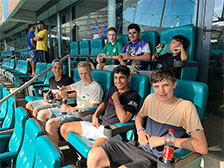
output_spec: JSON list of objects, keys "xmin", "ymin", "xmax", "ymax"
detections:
[
  {"xmin": 44, "ymin": 64, "xmax": 54, "ymax": 85},
  {"xmin": 79, "ymin": 40, "xmax": 90, "ymax": 55},
  {"xmin": 70, "ymin": 41, "xmax": 79, "ymax": 55},
  {"xmin": 90, "ymin": 38, "xmax": 104, "ymax": 56},
  {"xmin": 117, "ymin": 34, "xmax": 128, "ymax": 44},
  {"xmin": 1, "ymin": 93, "xmax": 15, "ymax": 129},
  {"xmin": 0, "ymin": 88, "xmax": 8, "ymax": 121},
  {"xmin": 73, "ymin": 68, "xmax": 113, "ymax": 100},
  {"xmin": 140, "ymin": 31, "xmax": 158, "ymax": 53},
  {"xmin": 34, "ymin": 135, "xmax": 63, "ymax": 168},
  {"xmin": 151, "ymin": 79, "xmax": 208, "ymax": 121},
  {"xmin": 8, "ymin": 107, "xmax": 28, "ymax": 153},
  {"xmin": 15, "ymin": 118, "xmax": 43, "ymax": 168},
  {"xmin": 34, "ymin": 62, "xmax": 47, "ymax": 82},
  {"xmin": 160, "ymin": 25, "xmax": 196, "ymax": 60},
  {"xmin": 18, "ymin": 60, "xmax": 29, "ymax": 74}
]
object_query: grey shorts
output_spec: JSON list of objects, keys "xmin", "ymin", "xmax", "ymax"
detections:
[
  {"xmin": 100, "ymin": 140, "xmax": 157, "ymax": 168},
  {"xmin": 49, "ymin": 107, "xmax": 82, "ymax": 124},
  {"xmin": 29, "ymin": 100, "xmax": 58, "ymax": 112},
  {"xmin": 29, "ymin": 50, "xmax": 36, "ymax": 59}
]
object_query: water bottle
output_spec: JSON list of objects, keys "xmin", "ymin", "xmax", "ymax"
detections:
[
  {"xmin": 162, "ymin": 129, "xmax": 175, "ymax": 164},
  {"xmin": 62, "ymin": 98, "xmax": 68, "ymax": 105},
  {"xmin": 78, "ymin": 95, "xmax": 86, "ymax": 112},
  {"xmin": 154, "ymin": 41, "xmax": 166, "ymax": 59}
]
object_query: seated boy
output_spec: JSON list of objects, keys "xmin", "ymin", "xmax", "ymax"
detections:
[
  {"xmin": 26, "ymin": 59, "xmax": 74, "ymax": 117},
  {"xmin": 87, "ymin": 68, "xmax": 208, "ymax": 168},
  {"xmin": 104, "ymin": 23, "xmax": 151, "ymax": 72},
  {"xmin": 37, "ymin": 62, "xmax": 104, "ymax": 145},
  {"xmin": 60, "ymin": 65, "xmax": 140, "ymax": 148},
  {"xmin": 96, "ymin": 27, "xmax": 123, "ymax": 70},
  {"xmin": 152, "ymin": 35, "xmax": 188, "ymax": 78}
]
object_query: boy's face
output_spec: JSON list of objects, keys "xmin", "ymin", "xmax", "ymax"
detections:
[
  {"xmin": 108, "ymin": 30, "xmax": 117, "ymax": 43},
  {"xmin": 78, "ymin": 66, "xmax": 92, "ymax": 83},
  {"xmin": 169, "ymin": 39, "xmax": 183, "ymax": 54},
  {"xmin": 114, "ymin": 72, "xmax": 131, "ymax": 91},
  {"xmin": 128, "ymin": 28, "xmax": 140, "ymax": 42},
  {"xmin": 152, "ymin": 79, "xmax": 177, "ymax": 103},
  {"xmin": 30, "ymin": 26, "xmax": 35, "ymax": 33},
  {"xmin": 52, "ymin": 63, "xmax": 63, "ymax": 78}
]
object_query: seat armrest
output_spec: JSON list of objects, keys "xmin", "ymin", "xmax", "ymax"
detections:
[
  {"xmin": 103, "ymin": 121, "xmax": 135, "ymax": 137},
  {"xmin": 72, "ymin": 110, "xmax": 96, "ymax": 119},
  {"xmin": 0, "ymin": 151, "xmax": 17, "ymax": 162},
  {"xmin": 0, "ymin": 129, "xmax": 13, "ymax": 135},
  {"xmin": 174, "ymin": 60, "xmax": 198, "ymax": 68}
]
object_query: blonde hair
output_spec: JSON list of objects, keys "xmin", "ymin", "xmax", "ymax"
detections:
[{"xmin": 77, "ymin": 61, "xmax": 92, "ymax": 71}]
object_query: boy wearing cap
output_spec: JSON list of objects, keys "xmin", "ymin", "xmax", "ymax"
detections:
[
  {"xmin": 26, "ymin": 59, "xmax": 74, "ymax": 117},
  {"xmin": 87, "ymin": 68, "xmax": 208, "ymax": 168},
  {"xmin": 33, "ymin": 20, "xmax": 48, "ymax": 75},
  {"xmin": 37, "ymin": 61, "xmax": 104, "ymax": 145},
  {"xmin": 27, "ymin": 24, "xmax": 36, "ymax": 75}
]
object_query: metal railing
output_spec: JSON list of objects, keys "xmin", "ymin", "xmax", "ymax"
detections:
[
  {"xmin": 0, "ymin": 54, "xmax": 97, "ymax": 105},
  {"xmin": 0, "ymin": 54, "xmax": 17, "ymax": 66}
]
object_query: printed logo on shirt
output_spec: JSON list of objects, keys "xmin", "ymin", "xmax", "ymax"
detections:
[
  {"xmin": 128, "ymin": 101, "xmax": 138, "ymax": 109},
  {"xmin": 113, "ymin": 48, "xmax": 116, "ymax": 53}
]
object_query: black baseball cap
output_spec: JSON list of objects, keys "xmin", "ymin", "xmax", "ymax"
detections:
[{"xmin": 36, "ymin": 20, "xmax": 44, "ymax": 25}]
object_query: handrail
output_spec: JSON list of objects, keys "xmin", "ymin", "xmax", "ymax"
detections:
[
  {"xmin": 0, "ymin": 54, "xmax": 97, "ymax": 105},
  {"xmin": 0, "ymin": 54, "xmax": 17, "ymax": 65}
]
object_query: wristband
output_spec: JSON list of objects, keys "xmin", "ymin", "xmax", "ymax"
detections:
[
  {"xmin": 114, "ymin": 102, "xmax": 120, "ymax": 107},
  {"xmin": 137, "ymin": 128, "xmax": 144, "ymax": 134},
  {"xmin": 110, "ymin": 56, "xmax": 112, "ymax": 59}
]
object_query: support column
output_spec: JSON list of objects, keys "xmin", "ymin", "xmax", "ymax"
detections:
[
  {"xmin": 108, "ymin": 0, "xmax": 116, "ymax": 28},
  {"xmin": 57, "ymin": 12, "xmax": 62, "ymax": 58}
]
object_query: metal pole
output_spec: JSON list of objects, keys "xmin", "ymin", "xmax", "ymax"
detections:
[
  {"xmin": 0, "ymin": 54, "xmax": 17, "ymax": 65},
  {"xmin": 159, "ymin": 0, "xmax": 167, "ymax": 27},
  {"xmin": 0, "ymin": 54, "xmax": 97, "ymax": 104}
]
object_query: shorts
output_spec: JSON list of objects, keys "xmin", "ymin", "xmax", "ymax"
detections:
[
  {"xmin": 49, "ymin": 107, "xmax": 82, "ymax": 124},
  {"xmin": 100, "ymin": 140, "xmax": 157, "ymax": 168},
  {"xmin": 80, "ymin": 121, "xmax": 122, "ymax": 140},
  {"xmin": 29, "ymin": 50, "xmax": 36, "ymax": 59},
  {"xmin": 32, "ymin": 50, "xmax": 46, "ymax": 62},
  {"xmin": 29, "ymin": 100, "xmax": 58, "ymax": 112}
]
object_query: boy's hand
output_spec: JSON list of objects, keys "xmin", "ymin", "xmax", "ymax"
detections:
[
  {"xmin": 92, "ymin": 115, "xmax": 99, "ymax": 127},
  {"xmin": 111, "ymin": 91, "xmax": 121, "ymax": 103},
  {"xmin": 148, "ymin": 136, "xmax": 165, "ymax": 149},
  {"xmin": 138, "ymin": 131, "xmax": 150, "ymax": 146}
]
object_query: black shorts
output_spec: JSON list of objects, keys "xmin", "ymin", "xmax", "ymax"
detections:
[
  {"xmin": 100, "ymin": 140, "xmax": 157, "ymax": 168},
  {"xmin": 32, "ymin": 50, "xmax": 46, "ymax": 62}
]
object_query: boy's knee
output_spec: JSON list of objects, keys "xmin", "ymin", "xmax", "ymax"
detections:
[{"xmin": 46, "ymin": 118, "xmax": 59, "ymax": 130}]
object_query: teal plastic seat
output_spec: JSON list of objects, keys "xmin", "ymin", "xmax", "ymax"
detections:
[
  {"xmin": 159, "ymin": 25, "xmax": 198, "ymax": 80},
  {"xmin": 0, "ymin": 92, "xmax": 15, "ymax": 131},
  {"xmin": 90, "ymin": 38, "xmax": 104, "ymax": 57},
  {"xmin": 14, "ymin": 118, "xmax": 44, "ymax": 168},
  {"xmin": 67, "ymin": 73, "xmax": 149, "ymax": 158},
  {"xmin": 0, "ymin": 107, "xmax": 28, "ymax": 158},
  {"xmin": 117, "ymin": 34, "xmax": 128, "ymax": 44},
  {"xmin": 79, "ymin": 40, "xmax": 90, "ymax": 60},
  {"xmin": 0, "ymin": 88, "xmax": 9, "ymax": 124},
  {"xmin": 34, "ymin": 135, "xmax": 63, "ymax": 168}
]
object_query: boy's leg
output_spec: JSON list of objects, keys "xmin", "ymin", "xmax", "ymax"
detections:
[
  {"xmin": 60, "ymin": 121, "xmax": 82, "ymax": 141},
  {"xmin": 37, "ymin": 109, "xmax": 51, "ymax": 127},
  {"xmin": 45, "ymin": 117, "xmax": 60, "ymax": 145},
  {"xmin": 92, "ymin": 137, "xmax": 108, "ymax": 148}
]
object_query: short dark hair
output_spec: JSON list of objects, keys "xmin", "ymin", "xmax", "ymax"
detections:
[
  {"xmin": 172, "ymin": 35, "xmax": 188, "ymax": 49},
  {"xmin": 28, "ymin": 24, "xmax": 34, "ymax": 30},
  {"xmin": 128, "ymin": 23, "xmax": 140, "ymax": 33},
  {"xmin": 113, "ymin": 65, "xmax": 130, "ymax": 77},
  {"xmin": 150, "ymin": 68, "xmax": 176, "ymax": 84},
  {"xmin": 107, "ymin": 27, "xmax": 117, "ymax": 34}
]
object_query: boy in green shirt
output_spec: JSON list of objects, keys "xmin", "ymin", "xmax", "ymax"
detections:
[{"xmin": 96, "ymin": 27, "xmax": 123, "ymax": 69}]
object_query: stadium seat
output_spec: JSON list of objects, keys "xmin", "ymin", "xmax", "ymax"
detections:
[
  {"xmin": 79, "ymin": 40, "xmax": 90, "ymax": 60},
  {"xmin": 34, "ymin": 135, "xmax": 63, "ymax": 168},
  {"xmin": 159, "ymin": 25, "xmax": 198, "ymax": 80},
  {"xmin": 0, "ymin": 107, "xmax": 28, "ymax": 155},
  {"xmin": 0, "ymin": 88, "xmax": 9, "ymax": 124},
  {"xmin": 0, "ymin": 92, "xmax": 15, "ymax": 131},
  {"xmin": 117, "ymin": 34, "xmax": 128, "ymax": 44},
  {"xmin": 90, "ymin": 38, "xmax": 104, "ymax": 57},
  {"xmin": 66, "ymin": 73, "xmax": 149, "ymax": 158}
]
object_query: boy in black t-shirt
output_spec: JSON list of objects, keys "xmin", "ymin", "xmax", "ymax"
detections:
[
  {"xmin": 60, "ymin": 65, "xmax": 140, "ymax": 148},
  {"xmin": 152, "ymin": 35, "xmax": 188, "ymax": 78}
]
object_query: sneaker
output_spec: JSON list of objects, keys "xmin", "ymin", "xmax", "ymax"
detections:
[{"xmin": 31, "ymin": 74, "xmax": 35, "ymax": 77}]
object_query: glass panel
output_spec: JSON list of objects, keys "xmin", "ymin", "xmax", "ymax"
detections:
[
  {"xmin": 50, "ymin": 15, "xmax": 58, "ymax": 59},
  {"xmin": 61, "ymin": 11, "xmax": 71, "ymax": 56},
  {"xmin": 120, "ymin": 0, "xmax": 198, "ymax": 33},
  {"xmin": 72, "ymin": 0, "xmax": 108, "ymax": 41}
]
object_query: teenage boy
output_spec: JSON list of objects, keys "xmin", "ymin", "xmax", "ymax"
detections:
[
  {"xmin": 37, "ymin": 62, "xmax": 104, "ymax": 145},
  {"xmin": 25, "ymin": 59, "xmax": 74, "ymax": 118},
  {"xmin": 96, "ymin": 27, "xmax": 123, "ymax": 70},
  {"xmin": 60, "ymin": 65, "xmax": 140, "ymax": 148},
  {"xmin": 87, "ymin": 68, "xmax": 208, "ymax": 168},
  {"xmin": 33, "ymin": 20, "xmax": 48, "ymax": 75},
  {"xmin": 152, "ymin": 35, "xmax": 188, "ymax": 78},
  {"xmin": 27, "ymin": 24, "xmax": 36, "ymax": 75},
  {"xmin": 104, "ymin": 23, "xmax": 151, "ymax": 72}
]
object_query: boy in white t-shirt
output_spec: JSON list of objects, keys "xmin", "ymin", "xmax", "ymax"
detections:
[{"xmin": 37, "ymin": 62, "xmax": 103, "ymax": 145}]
